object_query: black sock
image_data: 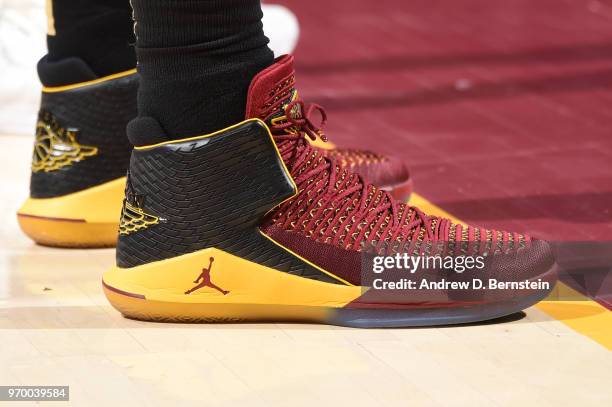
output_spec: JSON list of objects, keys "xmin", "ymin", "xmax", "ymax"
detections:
[
  {"xmin": 45, "ymin": 0, "xmax": 136, "ymax": 80},
  {"xmin": 130, "ymin": 0, "xmax": 274, "ymax": 139}
]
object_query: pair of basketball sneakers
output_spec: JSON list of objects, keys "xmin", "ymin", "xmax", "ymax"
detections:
[{"xmin": 18, "ymin": 55, "xmax": 557, "ymax": 327}]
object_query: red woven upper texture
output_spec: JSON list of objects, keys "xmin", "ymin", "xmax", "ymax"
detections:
[{"xmin": 246, "ymin": 55, "xmax": 529, "ymax": 257}]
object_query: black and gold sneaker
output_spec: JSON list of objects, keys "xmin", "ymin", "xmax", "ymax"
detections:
[{"xmin": 17, "ymin": 59, "xmax": 137, "ymax": 247}]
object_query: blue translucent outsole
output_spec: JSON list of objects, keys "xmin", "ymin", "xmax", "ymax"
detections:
[{"xmin": 328, "ymin": 265, "xmax": 558, "ymax": 328}]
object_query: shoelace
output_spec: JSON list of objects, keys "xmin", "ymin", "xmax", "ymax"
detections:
[{"xmin": 269, "ymin": 100, "xmax": 436, "ymax": 252}]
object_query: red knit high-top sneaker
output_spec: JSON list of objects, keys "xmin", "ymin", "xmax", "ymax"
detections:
[{"xmin": 104, "ymin": 55, "xmax": 557, "ymax": 327}]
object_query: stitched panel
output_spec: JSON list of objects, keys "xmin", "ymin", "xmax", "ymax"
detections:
[
  {"xmin": 116, "ymin": 120, "xmax": 340, "ymax": 284},
  {"xmin": 30, "ymin": 74, "xmax": 137, "ymax": 198}
]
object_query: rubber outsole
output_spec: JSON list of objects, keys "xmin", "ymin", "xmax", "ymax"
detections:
[
  {"xmin": 17, "ymin": 214, "xmax": 117, "ymax": 248},
  {"xmin": 103, "ymin": 283, "xmax": 331, "ymax": 324},
  {"xmin": 330, "ymin": 269, "xmax": 558, "ymax": 328},
  {"xmin": 18, "ymin": 177, "xmax": 125, "ymax": 248},
  {"xmin": 102, "ymin": 247, "xmax": 558, "ymax": 327}
]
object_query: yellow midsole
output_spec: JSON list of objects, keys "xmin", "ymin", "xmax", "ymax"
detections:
[
  {"xmin": 18, "ymin": 177, "xmax": 126, "ymax": 223},
  {"xmin": 103, "ymin": 247, "xmax": 363, "ymax": 308}
]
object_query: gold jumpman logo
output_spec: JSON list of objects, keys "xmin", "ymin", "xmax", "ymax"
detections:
[{"xmin": 32, "ymin": 111, "xmax": 98, "ymax": 173}]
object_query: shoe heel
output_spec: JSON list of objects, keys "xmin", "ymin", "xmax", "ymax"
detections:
[
  {"xmin": 17, "ymin": 177, "xmax": 125, "ymax": 248},
  {"xmin": 18, "ymin": 215, "xmax": 118, "ymax": 248}
]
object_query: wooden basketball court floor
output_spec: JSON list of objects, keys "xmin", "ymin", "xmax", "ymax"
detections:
[
  {"xmin": 1, "ymin": 0, "xmax": 612, "ymax": 405},
  {"xmin": 1, "ymin": 137, "xmax": 610, "ymax": 407}
]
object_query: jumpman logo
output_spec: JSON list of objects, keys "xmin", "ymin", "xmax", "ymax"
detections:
[{"xmin": 184, "ymin": 257, "xmax": 230, "ymax": 295}]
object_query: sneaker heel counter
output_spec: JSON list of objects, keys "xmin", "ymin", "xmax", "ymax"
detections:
[
  {"xmin": 116, "ymin": 119, "xmax": 291, "ymax": 268},
  {"xmin": 29, "ymin": 100, "xmax": 99, "ymax": 195},
  {"xmin": 115, "ymin": 119, "xmax": 337, "ymax": 283},
  {"xmin": 116, "ymin": 153, "xmax": 161, "ymax": 266},
  {"xmin": 30, "ymin": 74, "xmax": 137, "ymax": 199}
]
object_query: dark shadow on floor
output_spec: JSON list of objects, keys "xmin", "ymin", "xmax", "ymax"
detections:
[
  {"xmin": 434, "ymin": 311, "xmax": 527, "ymax": 328},
  {"xmin": 0, "ymin": 307, "xmax": 535, "ymax": 329}
]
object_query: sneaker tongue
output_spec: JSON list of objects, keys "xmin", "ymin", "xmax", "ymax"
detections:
[
  {"xmin": 245, "ymin": 55, "xmax": 299, "ymax": 125},
  {"xmin": 244, "ymin": 54, "xmax": 313, "ymax": 167},
  {"xmin": 246, "ymin": 59, "xmax": 408, "ymax": 244}
]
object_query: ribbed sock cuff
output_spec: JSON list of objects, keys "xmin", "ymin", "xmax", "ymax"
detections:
[
  {"xmin": 131, "ymin": 0, "xmax": 274, "ymax": 138},
  {"xmin": 47, "ymin": 0, "xmax": 136, "ymax": 77}
]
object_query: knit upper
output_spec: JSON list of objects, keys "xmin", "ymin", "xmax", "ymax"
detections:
[{"xmin": 245, "ymin": 55, "xmax": 529, "ymax": 257}]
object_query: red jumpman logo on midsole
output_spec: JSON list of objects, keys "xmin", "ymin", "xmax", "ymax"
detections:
[{"xmin": 184, "ymin": 257, "xmax": 230, "ymax": 295}]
